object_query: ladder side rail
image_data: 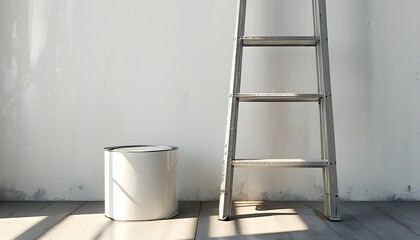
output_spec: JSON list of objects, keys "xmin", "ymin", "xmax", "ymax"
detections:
[
  {"xmin": 312, "ymin": 0, "xmax": 325, "ymax": 159},
  {"xmin": 313, "ymin": 0, "xmax": 340, "ymax": 220},
  {"xmin": 219, "ymin": 0, "xmax": 247, "ymax": 221}
]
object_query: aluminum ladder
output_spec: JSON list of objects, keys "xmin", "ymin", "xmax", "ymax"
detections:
[{"xmin": 219, "ymin": 0, "xmax": 340, "ymax": 221}]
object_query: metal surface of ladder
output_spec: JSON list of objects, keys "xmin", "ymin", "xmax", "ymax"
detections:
[{"xmin": 219, "ymin": 0, "xmax": 340, "ymax": 221}]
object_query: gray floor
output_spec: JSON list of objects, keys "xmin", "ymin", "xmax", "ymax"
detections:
[{"xmin": 1, "ymin": 201, "xmax": 420, "ymax": 240}]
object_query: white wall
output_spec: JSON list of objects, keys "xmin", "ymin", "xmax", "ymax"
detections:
[{"xmin": 1, "ymin": 0, "xmax": 419, "ymax": 201}]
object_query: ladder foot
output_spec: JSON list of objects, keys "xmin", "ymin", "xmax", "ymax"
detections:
[
  {"xmin": 314, "ymin": 209, "xmax": 341, "ymax": 221},
  {"xmin": 218, "ymin": 216, "xmax": 231, "ymax": 221}
]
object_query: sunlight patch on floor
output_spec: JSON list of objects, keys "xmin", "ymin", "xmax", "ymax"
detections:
[
  {"xmin": 208, "ymin": 203, "xmax": 309, "ymax": 238},
  {"xmin": 238, "ymin": 213, "xmax": 309, "ymax": 235},
  {"xmin": 0, "ymin": 216, "xmax": 47, "ymax": 239},
  {"xmin": 208, "ymin": 215, "xmax": 238, "ymax": 238}
]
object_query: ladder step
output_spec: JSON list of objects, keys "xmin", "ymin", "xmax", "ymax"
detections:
[
  {"xmin": 241, "ymin": 36, "xmax": 320, "ymax": 47},
  {"xmin": 235, "ymin": 93, "xmax": 323, "ymax": 102},
  {"xmin": 232, "ymin": 159, "xmax": 328, "ymax": 168}
]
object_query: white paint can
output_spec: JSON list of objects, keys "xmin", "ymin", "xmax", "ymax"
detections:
[{"xmin": 104, "ymin": 145, "xmax": 178, "ymax": 220}]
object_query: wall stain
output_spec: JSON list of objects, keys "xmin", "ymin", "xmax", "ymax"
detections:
[
  {"xmin": 372, "ymin": 186, "xmax": 417, "ymax": 201},
  {"xmin": 237, "ymin": 182, "xmax": 249, "ymax": 200},
  {"xmin": 280, "ymin": 190, "xmax": 308, "ymax": 201},
  {"xmin": 259, "ymin": 190, "xmax": 308, "ymax": 201},
  {"xmin": 31, "ymin": 188, "xmax": 47, "ymax": 200},
  {"xmin": 0, "ymin": 185, "xmax": 26, "ymax": 200},
  {"xmin": 68, "ymin": 187, "xmax": 72, "ymax": 200},
  {"xmin": 206, "ymin": 188, "xmax": 219, "ymax": 201},
  {"xmin": 312, "ymin": 180, "xmax": 323, "ymax": 196},
  {"xmin": 261, "ymin": 191, "xmax": 269, "ymax": 200},
  {"xmin": 0, "ymin": 180, "xmax": 47, "ymax": 201},
  {"xmin": 340, "ymin": 187, "xmax": 353, "ymax": 201}
]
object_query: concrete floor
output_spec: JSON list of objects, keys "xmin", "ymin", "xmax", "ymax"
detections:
[{"xmin": 1, "ymin": 201, "xmax": 420, "ymax": 240}]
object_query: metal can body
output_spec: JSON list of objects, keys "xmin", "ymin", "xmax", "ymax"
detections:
[{"xmin": 104, "ymin": 145, "xmax": 178, "ymax": 220}]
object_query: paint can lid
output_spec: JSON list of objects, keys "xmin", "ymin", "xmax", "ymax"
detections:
[{"xmin": 104, "ymin": 145, "xmax": 178, "ymax": 153}]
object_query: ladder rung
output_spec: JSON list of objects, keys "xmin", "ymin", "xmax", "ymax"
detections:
[
  {"xmin": 235, "ymin": 93, "xmax": 323, "ymax": 102},
  {"xmin": 232, "ymin": 159, "xmax": 328, "ymax": 168},
  {"xmin": 241, "ymin": 36, "xmax": 320, "ymax": 47}
]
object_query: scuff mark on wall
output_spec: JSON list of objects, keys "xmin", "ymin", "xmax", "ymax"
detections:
[
  {"xmin": 368, "ymin": 186, "xmax": 417, "ymax": 201},
  {"xmin": 312, "ymin": 178, "xmax": 323, "ymax": 196},
  {"xmin": 363, "ymin": 189, "xmax": 369, "ymax": 201},
  {"xmin": 387, "ymin": 185, "xmax": 416, "ymax": 201},
  {"xmin": 0, "ymin": 180, "xmax": 47, "ymax": 200},
  {"xmin": 237, "ymin": 182, "xmax": 249, "ymax": 200},
  {"xmin": 67, "ymin": 184, "xmax": 88, "ymax": 200},
  {"xmin": 262, "ymin": 191, "xmax": 270, "ymax": 201},
  {"xmin": 340, "ymin": 186, "xmax": 353, "ymax": 201},
  {"xmin": 0, "ymin": 183, "xmax": 26, "ymax": 200},
  {"xmin": 199, "ymin": 187, "xmax": 220, "ymax": 201},
  {"xmin": 260, "ymin": 190, "xmax": 309, "ymax": 201},
  {"xmin": 30, "ymin": 188, "xmax": 47, "ymax": 200}
]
